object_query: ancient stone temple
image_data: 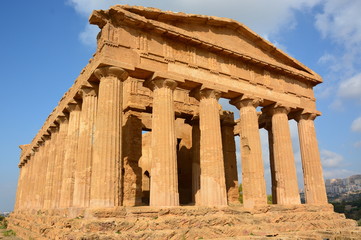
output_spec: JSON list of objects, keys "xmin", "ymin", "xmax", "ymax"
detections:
[{"xmin": 9, "ymin": 5, "xmax": 361, "ymax": 239}]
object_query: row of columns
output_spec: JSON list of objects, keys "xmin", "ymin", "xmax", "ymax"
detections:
[{"xmin": 15, "ymin": 65, "xmax": 327, "ymax": 211}]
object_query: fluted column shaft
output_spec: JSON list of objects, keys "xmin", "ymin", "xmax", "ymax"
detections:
[
  {"xmin": 232, "ymin": 96, "xmax": 267, "ymax": 208},
  {"xmin": 265, "ymin": 123, "xmax": 277, "ymax": 204},
  {"xmin": 25, "ymin": 154, "xmax": 36, "ymax": 209},
  {"xmin": 43, "ymin": 128, "xmax": 58, "ymax": 209},
  {"xmin": 198, "ymin": 89, "xmax": 227, "ymax": 206},
  {"xmin": 149, "ymin": 78, "xmax": 179, "ymax": 206},
  {"xmin": 14, "ymin": 165, "xmax": 26, "ymax": 210},
  {"xmin": 90, "ymin": 66, "xmax": 128, "ymax": 207},
  {"xmin": 73, "ymin": 88, "xmax": 97, "ymax": 208},
  {"xmin": 221, "ymin": 113, "xmax": 239, "ymax": 205},
  {"xmin": 59, "ymin": 103, "xmax": 81, "ymax": 208},
  {"xmin": 122, "ymin": 110, "xmax": 143, "ymax": 206},
  {"xmin": 296, "ymin": 113, "xmax": 327, "ymax": 204},
  {"xmin": 191, "ymin": 118, "xmax": 201, "ymax": 205},
  {"xmin": 52, "ymin": 116, "xmax": 69, "ymax": 208},
  {"xmin": 268, "ymin": 105, "xmax": 300, "ymax": 204}
]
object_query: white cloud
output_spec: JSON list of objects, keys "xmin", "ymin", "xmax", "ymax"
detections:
[
  {"xmin": 66, "ymin": 0, "xmax": 121, "ymax": 17},
  {"xmin": 320, "ymin": 149, "xmax": 344, "ymax": 168},
  {"xmin": 315, "ymin": 0, "xmax": 361, "ymax": 48},
  {"xmin": 323, "ymin": 168, "xmax": 356, "ymax": 179},
  {"xmin": 79, "ymin": 25, "xmax": 99, "ymax": 47},
  {"xmin": 351, "ymin": 117, "xmax": 361, "ymax": 133},
  {"xmin": 338, "ymin": 73, "xmax": 361, "ymax": 101}
]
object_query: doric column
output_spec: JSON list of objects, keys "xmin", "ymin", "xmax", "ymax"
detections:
[
  {"xmin": 43, "ymin": 127, "xmax": 59, "ymax": 209},
  {"xmin": 122, "ymin": 110, "xmax": 143, "ymax": 206},
  {"xmin": 191, "ymin": 117, "xmax": 201, "ymax": 205},
  {"xmin": 147, "ymin": 78, "xmax": 179, "ymax": 207},
  {"xmin": 52, "ymin": 115, "xmax": 69, "ymax": 208},
  {"xmin": 73, "ymin": 87, "xmax": 97, "ymax": 208},
  {"xmin": 196, "ymin": 88, "xmax": 227, "ymax": 206},
  {"xmin": 36, "ymin": 137, "xmax": 49, "ymax": 210},
  {"xmin": 296, "ymin": 112, "xmax": 327, "ymax": 204},
  {"xmin": 265, "ymin": 122, "xmax": 277, "ymax": 204},
  {"xmin": 25, "ymin": 153, "xmax": 36, "ymax": 209},
  {"xmin": 14, "ymin": 164, "xmax": 25, "ymax": 211},
  {"xmin": 59, "ymin": 102, "xmax": 81, "ymax": 208},
  {"xmin": 220, "ymin": 112, "xmax": 239, "ymax": 204},
  {"xmin": 231, "ymin": 96, "xmax": 267, "ymax": 208},
  {"xmin": 263, "ymin": 104, "xmax": 300, "ymax": 205},
  {"xmin": 90, "ymin": 66, "xmax": 128, "ymax": 207}
]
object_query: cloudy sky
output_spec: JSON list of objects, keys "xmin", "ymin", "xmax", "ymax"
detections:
[{"xmin": 0, "ymin": 0, "xmax": 360, "ymax": 212}]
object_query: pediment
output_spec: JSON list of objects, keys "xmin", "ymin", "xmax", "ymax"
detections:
[{"xmin": 90, "ymin": 5, "xmax": 322, "ymax": 85}]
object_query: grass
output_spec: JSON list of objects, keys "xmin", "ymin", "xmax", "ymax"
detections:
[{"xmin": 3, "ymin": 229, "xmax": 16, "ymax": 236}]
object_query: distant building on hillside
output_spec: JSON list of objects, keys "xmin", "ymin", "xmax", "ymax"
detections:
[{"xmin": 325, "ymin": 175, "xmax": 361, "ymax": 197}]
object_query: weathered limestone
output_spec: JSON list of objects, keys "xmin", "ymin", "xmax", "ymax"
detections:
[
  {"xmin": 196, "ymin": 88, "xmax": 227, "ymax": 206},
  {"xmin": 43, "ymin": 127, "xmax": 59, "ymax": 209},
  {"xmin": 220, "ymin": 112, "xmax": 239, "ymax": 204},
  {"xmin": 264, "ymin": 104, "xmax": 300, "ymax": 205},
  {"xmin": 90, "ymin": 66, "xmax": 128, "ymax": 207},
  {"xmin": 265, "ymin": 122, "xmax": 277, "ymax": 204},
  {"xmin": 296, "ymin": 112, "xmax": 328, "ymax": 204},
  {"xmin": 73, "ymin": 87, "xmax": 97, "ymax": 208},
  {"xmin": 12, "ymin": 5, "xmax": 356, "ymax": 240},
  {"xmin": 59, "ymin": 103, "xmax": 81, "ymax": 208},
  {"xmin": 232, "ymin": 96, "xmax": 267, "ymax": 208},
  {"xmin": 52, "ymin": 116, "xmax": 69, "ymax": 208},
  {"xmin": 147, "ymin": 78, "xmax": 179, "ymax": 207},
  {"xmin": 191, "ymin": 117, "xmax": 201, "ymax": 205},
  {"xmin": 122, "ymin": 110, "xmax": 143, "ymax": 206}
]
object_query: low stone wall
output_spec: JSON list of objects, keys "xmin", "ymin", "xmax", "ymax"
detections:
[{"xmin": 7, "ymin": 205, "xmax": 361, "ymax": 239}]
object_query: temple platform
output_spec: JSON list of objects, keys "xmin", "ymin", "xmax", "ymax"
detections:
[{"xmin": 7, "ymin": 204, "xmax": 361, "ymax": 239}]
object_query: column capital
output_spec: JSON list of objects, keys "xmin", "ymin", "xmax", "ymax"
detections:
[
  {"xmin": 191, "ymin": 87, "xmax": 222, "ymax": 101},
  {"xmin": 94, "ymin": 66, "xmax": 128, "ymax": 81},
  {"xmin": 124, "ymin": 109, "xmax": 142, "ymax": 119},
  {"xmin": 55, "ymin": 115, "xmax": 68, "ymax": 124},
  {"xmin": 262, "ymin": 103, "xmax": 291, "ymax": 116},
  {"xmin": 66, "ymin": 102, "xmax": 81, "ymax": 112},
  {"xmin": 79, "ymin": 86, "xmax": 97, "ymax": 98},
  {"xmin": 146, "ymin": 78, "xmax": 178, "ymax": 91},
  {"xmin": 220, "ymin": 111, "xmax": 236, "ymax": 127},
  {"xmin": 294, "ymin": 111, "xmax": 318, "ymax": 122},
  {"xmin": 48, "ymin": 126, "xmax": 58, "ymax": 134},
  {"xmin": 230, "ymin": 95, "xmax": 262, "ymax": 109}
]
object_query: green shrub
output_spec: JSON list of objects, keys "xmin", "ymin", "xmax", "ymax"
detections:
[
  {"xmin": 357, "ymin": 219, "xmax": 361, "ymax": 226},
  {"xmin": 0, "ymin": 218, "xmax": 7, "ymax": 229},
  {"xmin": 3, "ymin": 229, "xmax": 16, "ymax": 236}
]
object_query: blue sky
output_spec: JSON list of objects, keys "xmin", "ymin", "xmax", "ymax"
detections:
[{"xmin": 0, "ymin": 0, "xmax": 360, "ymax": 212}]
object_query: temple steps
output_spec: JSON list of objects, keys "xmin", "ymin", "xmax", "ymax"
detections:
[{"xmin": 7, "ymin": 205, "xmax": 361, "ymax": 239}]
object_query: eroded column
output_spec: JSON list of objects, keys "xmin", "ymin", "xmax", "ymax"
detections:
[
  {"xmin": 220, "ymin": 112, "xmax": 239, "ymax": 205},
  {"xmin": 231, "ymin": 96, "xmax": 267, "ymax": 208},
  {"xmin": 52, "ymin": 115, "xmax": 69, "ymax": 208},
  {"xmin": 264, "ymin": 104, "xmax": 300, "ymax": 205},
  {"xmin": 44, "ymin": 127, "xmax": 59, "ymax": 209},
  {"xmin": 59, "ymin": 102, "xmax": 81, "ymax": 208},
  {"xmin": 191, "ymin": 117, "xmax": 201, "ymax": 205},
  {"xmin": 265, "ymin": 122, "xmax": 277, "ymax": 204},
  {"xmin": 90, "ymin": 66, "xmax": 128, "ymax": 207},
  {"xmin": 197, "ymin": 88, "xmax": 227, "ymax": 206},
  {"xmin": 296, "ymin": 112, "xmax": 327, "ymax": 204},
  {"xmin": 122, "ymin": 110, "xmax": 143, "ymax": 206},
  {"xmin": 148, "ymin": 78, "xmax": 179, "ymax": 207},
  {"xmin": 73, "ymin": 87, "xmax": 97, "ymax": 208}
]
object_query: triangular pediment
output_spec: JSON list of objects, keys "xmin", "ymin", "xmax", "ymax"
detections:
[{"xmin": 90, "ymin": 5, "xmax": 322, "ymax": 84}]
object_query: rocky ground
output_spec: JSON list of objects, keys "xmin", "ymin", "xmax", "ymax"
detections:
[{"xmin": 7, "ymin": 205, "xmax": 361, "ymax": 239}]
